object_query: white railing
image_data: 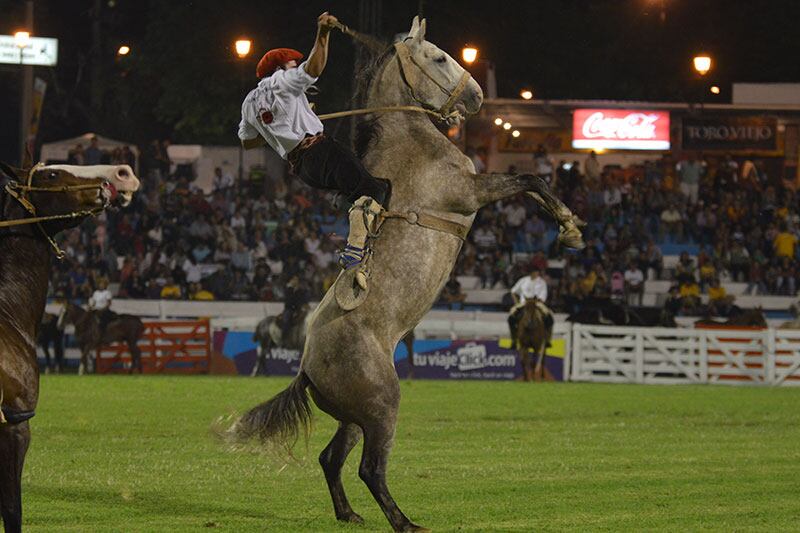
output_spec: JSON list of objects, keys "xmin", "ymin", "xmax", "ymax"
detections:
[{"xmin": 571, "ymin": 324, "xmax": 800, "ymax": 386}]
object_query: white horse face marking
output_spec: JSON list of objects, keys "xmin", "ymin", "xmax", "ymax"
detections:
[
  {"xmin": 404, "ymin": 17, "xmax": 484, "ymax": 117},
  {"xmin": 44, "ymin": 164, "xmax": 141, "ymax": 206}
]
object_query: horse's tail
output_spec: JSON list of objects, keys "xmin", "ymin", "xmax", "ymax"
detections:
[{"xmin": 231, "ymin": 372, "xmax": 312, "ymax": 451}]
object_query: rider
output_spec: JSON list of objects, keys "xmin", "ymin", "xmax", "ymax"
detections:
[
  {"xmin": 238, "ymin": 11, "xmax": 390, "ymax": 290},
  {"xmin": 508, "ymin": 267, "xmax": 554, "ymax": 347},
  {"xmin": 89, "ymin": 278, "xmax": 115, "ymax": 333},
  {"xmin": 281, "ymin": 274, "xmax": 311, "ymax": 341}
]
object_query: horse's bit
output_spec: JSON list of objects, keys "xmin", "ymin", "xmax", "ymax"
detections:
[{"xmin": 0, "ymin": 162, "xmax": 108, "ymax": 258}]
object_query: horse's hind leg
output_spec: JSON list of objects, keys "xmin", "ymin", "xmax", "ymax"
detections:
[
  {"xmin": 359, "ymin": 418, "xmax": 426, "ymax": 532},
  {"xmin": 0, "ymin": 421, "xmax": 31, "ymax": 533},
  {"xmin": 319, "ymin": 422, "xmax": 364, "ymax": 523}
]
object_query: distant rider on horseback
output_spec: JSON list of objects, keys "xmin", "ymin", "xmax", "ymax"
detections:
[
  {"xmin": 282, "ymin": 274, "xmax": 311, "ymax": 342},
  {"xmin": 89, "ymin": 279, "xmax": 115, "ymax": 333},
  {"xmin": 238, "ymin": 11, "xmax": 390, "ymax": 291},
  {"xmin": 508, "ymin": 267, "xmax": 554, "ymax": 347}
]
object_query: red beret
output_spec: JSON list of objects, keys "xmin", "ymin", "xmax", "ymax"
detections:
[{"xmin": 256, "ymin": 48, "xmax": 304, "ymax": 78}]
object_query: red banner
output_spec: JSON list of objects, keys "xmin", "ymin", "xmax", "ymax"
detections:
[{"xmin": 572, "ymin": 108, "xmax": 670, "ymax": 150}]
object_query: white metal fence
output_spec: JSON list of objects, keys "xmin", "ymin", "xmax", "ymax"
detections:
[{"xmin": 571, "ymin": 324, "xmax": 800, "ymax": 386}]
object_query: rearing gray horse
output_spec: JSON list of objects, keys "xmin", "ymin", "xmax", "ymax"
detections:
[{"xmin": 231, "ymin": 17, "xmax": 584, "ymax": 532}]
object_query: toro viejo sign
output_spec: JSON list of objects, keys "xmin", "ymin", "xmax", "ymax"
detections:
[{"xmin": 682, "ymin": 116, "xmax": 777, "ymax": 151}]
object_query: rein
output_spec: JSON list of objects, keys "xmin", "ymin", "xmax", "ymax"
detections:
[
  {"xmin": 0, "ymin": 163, "xmax": 107, "ymax": 258},
  {"xmin": 318, "ymin": 22, "xmax": 470, "ymax": 124}
]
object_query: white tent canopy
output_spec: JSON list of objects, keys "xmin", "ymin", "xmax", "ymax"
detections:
[{"xmin": 40, "ymin": 132, "xmax": 139, "ymax": 163}]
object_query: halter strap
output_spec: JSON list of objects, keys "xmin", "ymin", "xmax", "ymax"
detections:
[
  {"xmin": 0, "ymin": 162, "xmax": 108, "ymax": 258},
  {"xmin": 393, "ymin": 41, "xmax": 471, "ymax": 117}
]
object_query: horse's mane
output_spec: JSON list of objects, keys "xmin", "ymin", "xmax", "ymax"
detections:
[{"xmin": 353, "ymin": 42, "xmax": 395, "ymax": 159}]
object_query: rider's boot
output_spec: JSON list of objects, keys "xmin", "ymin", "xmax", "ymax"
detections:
[{"xmin": 339, "ymin": 196, "xmax": 383, "ymax": 290}]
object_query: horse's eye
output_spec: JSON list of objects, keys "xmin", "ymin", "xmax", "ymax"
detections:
[
  {"xmin": 435, "ymin": 56, "xmax": 447, "ymax": 64},
  {"xmin": 48, "ymin": 171, "xmax": 58, "ymax": 179}
]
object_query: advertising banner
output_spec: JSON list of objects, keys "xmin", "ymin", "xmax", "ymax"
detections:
[
  {"xmin": 572, "ymin": 109, "xmax": 670, "ymax": 150},
  {"xmin": 213, "ymin": 331, "xmax": 566, "ymax": 381},
  {"xmin": 682, "ymin": 116, "xmax": 778, "ymax": 151}
]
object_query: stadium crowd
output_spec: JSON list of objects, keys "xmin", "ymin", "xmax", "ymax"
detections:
[{"xmin": 48, "ymin": 140, "xmax": 800, "ymax": 315}]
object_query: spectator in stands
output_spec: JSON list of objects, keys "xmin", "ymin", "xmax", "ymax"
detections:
[
  {"xmin": 624, "ymin": 262, "xmax": 644, "ymax": 306},
  {"xmin": 774, "ymin": 223, "xmax": 797, "ymax": 259},
  {"xmin": 664, "ymin": 285, "xmax": 682, "ymax": 317},
  {"xmin": 585, "ymin": 151, "xmax": 601, "ymax": 184},
  {"xmin": 212, "ymin": 167, "xmax": 235, "ymax": 196},
  {"xmin": 679, "ymin": 278, "xmax": 701, "ymax": 314},
  {"xmin": 160, "ymin": 276, "xmax": 182, "ymax": 299},
  {"xmin": 728, "ymin": 239, "xmax": 751, "ymax": 282},
  {"xmin": 533, "ymin": 144, "xmax": 554, "ymax": 184},
  {"xmin": 67, "ymin": 143, "xmax": 85, "ymax": 165},
  {"xmin": 677, "ymin": 156, "xmax": 703, "ymax": 205},
  {"xmin": 84, "ymin": 136, "xmax": 103, "ymax": 165},
  {"xmin": 440, "ymin": 275, "xmax": 467, "ymax": 310},
  {"xmin": 660, "ymin": 203, "xmax": 684, "ymax": 242},
  {"xmin": 707, "ymin": 278, "xmax": 734, "ymax": 316},
  {"xmin": 189, "ymin": 282, "xmax": 215, "ymax": 301}
]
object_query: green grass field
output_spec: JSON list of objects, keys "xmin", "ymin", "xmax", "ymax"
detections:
[{"xmin": 19, "ymin": 376, "xmax": 800, "ymax": 532}]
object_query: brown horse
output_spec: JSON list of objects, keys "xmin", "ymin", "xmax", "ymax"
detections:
[
  {"xmin": 228, "ymin": 17, "xmax": 584, "ymax": 533},
  {"xmin": 62, "ymin": 302, "xmax": 146, "ymax": 374},
  {"xmin": 695, "ymin": 307, "xmax": 767, "ymax": 328},
  {"xmin": 0, "ymin": 161, "xmax": 139, "ymax": 532},
  {"xmin": 514, "ymin": 301, "xmax": 551, "ymax": 382}
]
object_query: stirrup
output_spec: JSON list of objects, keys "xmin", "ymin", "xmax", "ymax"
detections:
[{"xmin": 338, "ymin": 245, "xmax": 366, "ymax": 270}]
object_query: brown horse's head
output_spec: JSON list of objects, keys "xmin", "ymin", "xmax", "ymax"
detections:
[{"xmin": 0, "ymin": 162, "xmax": 140, "ymax": 233}]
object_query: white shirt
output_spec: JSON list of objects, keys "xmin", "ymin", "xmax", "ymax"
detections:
[
  {"xmin": 238, "ymin": 61, "xmax": 323, "ymax": 159},
  {"xmin": 624, "ymin": 268, "xmax": 644, "ymax": 286},
  {"xmin": 90, "ymin": 289, "xmax": 113, "ymax": 310},
  {"xmin": 511, "ymin": 275, "xmax": 548, "ymax": 303}
]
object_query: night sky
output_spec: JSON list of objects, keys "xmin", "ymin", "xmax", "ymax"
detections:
[{"xmin": 1, "ymin": 0, "xmax": 798, "ymax": 163}]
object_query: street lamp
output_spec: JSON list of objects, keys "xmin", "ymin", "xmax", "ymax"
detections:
[
  {"xmin": 502, "ymin": 122, "xmax": 512, "ymax": 131},
  {"xmin": 710, "ymin": 85, "xmax": 720, "ymax": 94},
  {"xmin": 693, "ymin": 55, "xmax": 712, "ymax": 76},
  {"xmin": 520, "ymin": 89, "xmax": 533, "ymax": 100},
  {"xmin": 494, "ymin": 117, "xmax": 503, "ymax": 126},
  {"xmin": 461, "ymin": 46, "xmax": 478, "ymax": 64},
  {"xmin": 511, "ymin": 130, "xmax": 520, "ymax": 138},
  {"xmin": 117, "ymin": 45, "xmax": 131, "ymax": 56},
  {"xmin": 235, "ymin": 39, "xmax": 252, "ymax": 59},
  {"xmin": 14, "ymin": 31, "xmax": 31, "ymax": 54},
  {"xmin": 235, "ymin": 38, "xmax": 253, "ymax": 183}
]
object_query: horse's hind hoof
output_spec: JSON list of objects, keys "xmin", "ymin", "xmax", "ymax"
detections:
[{"xmin": 337, "ymin": 511, "xmax": 364, "ymax": 524}]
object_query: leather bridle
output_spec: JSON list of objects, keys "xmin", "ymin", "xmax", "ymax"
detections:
[
  {"xmin": 0, "ymin": 163, "xmax": 109, "ymax": 258},
  {"xmin": 393, "ymin": 40, "xmax": 472, "ymax": 120}
]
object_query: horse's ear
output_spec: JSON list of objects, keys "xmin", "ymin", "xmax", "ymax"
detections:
[
  {"xmin": 409, "ymin": 15, "xmax": 420, "ymax": 37},
  {"xmin": 0, "ymin": 161, "xmax": 24, "ymax": 181},
  {"xmin": 418, "ymin": 18, "xmax": 427, "ymax": 41}
]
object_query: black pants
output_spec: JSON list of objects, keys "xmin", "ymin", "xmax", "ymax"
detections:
[{"xmin": 290, "ymin": 136, "xmax": 390, "ymax": 206}]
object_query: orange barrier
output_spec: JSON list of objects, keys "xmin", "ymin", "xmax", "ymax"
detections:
[{"xmin": 95, "ymin": 319, "xmax": 211, "ymax": 374}]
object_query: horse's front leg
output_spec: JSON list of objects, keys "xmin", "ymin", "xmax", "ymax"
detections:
[{"xmin": 469, "ymin": 173, "xmax": 585, "ymax": 249}]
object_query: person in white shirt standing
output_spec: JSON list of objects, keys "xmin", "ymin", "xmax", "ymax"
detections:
[
  {"xmin": 508, "ymin": 267, "xmax": 554, "ymax": 347},
  {"xmin": 89, "ymin": 279, "xmax": 115, "ymax": 333},
  {"xmin": 239, "ymin": 12, "xmax": 390, "ymax": 291}
]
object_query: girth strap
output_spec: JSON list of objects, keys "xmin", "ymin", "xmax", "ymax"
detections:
[
  {"xmin": 380, "ymin": 210, "xmax": 470, "ymax": 241},
  {"xmin": 0, "ymin": 408, "xmax": 35, "ymax": 425}
]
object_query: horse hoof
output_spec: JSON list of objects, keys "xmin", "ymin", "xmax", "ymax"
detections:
[
  {"xmin": 337, "ymin": 512, "xmax": 364, "ymax": 524},
  {"xmin": 558, "ymin": 226, "xmax": 585, "ymax": 250},
  {"xmin": 404, "ymin": 524, "xmax": 430, "ymax": 532}
]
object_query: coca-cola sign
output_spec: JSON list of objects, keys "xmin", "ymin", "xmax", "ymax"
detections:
[
  {"xmin": 682, "ymin": 116, "xmax": 777, "ymax": 151},
  {"xmin": 572, "ymin": 108, "xmax": 670, "ymax": 150}
]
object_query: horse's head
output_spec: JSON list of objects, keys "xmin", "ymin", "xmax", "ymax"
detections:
[
  {"xmin": 395, "ymin": 16, "xmax": 483, "ymax": 122},
  {"xmin": 0, "ymin": 162, "xmax": 140, "ymax": 232}
]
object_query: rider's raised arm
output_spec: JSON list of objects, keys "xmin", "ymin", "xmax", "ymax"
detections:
[{"xmin": 304, "ymin": 12, "xmax": 338, "ymax": 78}]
